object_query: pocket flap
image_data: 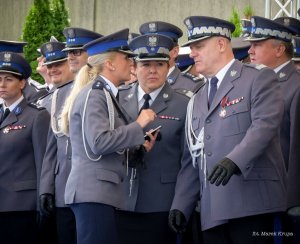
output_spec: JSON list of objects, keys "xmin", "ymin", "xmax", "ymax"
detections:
[
  {"xmin": 96, "ymin": 169, "xmax": 120, "ymax": 184},
  {"xmin": 245, "ymin": 168, "xmax": 278, "ymax": 181},
  {"xmin": 13, "ymin": 180, "xmax": 37, "ymax": 191}
]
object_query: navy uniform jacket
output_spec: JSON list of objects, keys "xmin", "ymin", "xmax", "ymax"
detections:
[
  {"xmin": 277, "ymin": 61, "xmax": 300, "ymax": 170},
  {"xmin": 288, "ymin": 87, "xmax": 300, "ymax": 208},
  {"xmin": 0, "ymin": 99, "xmax": 50, "ymax": 212},
  {"xmin": 119, "ymin": 83, "xmax": 190, "ymax": 212},
  {"xmin": 39, "ymin": 81, "xmax": 73, "ymax": 207},
  {"xmin": 168, "ymin": 66, "xmax": 199, "ymax": 91},
  {"xmin": 171, "ymin": 60, "xmax": 287, "ymax": 230},
  {"xmin": 64, "ymin": 77, "xmax": 145, "ymax": 209}
]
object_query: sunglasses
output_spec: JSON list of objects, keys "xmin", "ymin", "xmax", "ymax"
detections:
[{"xmin": 67, "ymin": 49, "xmax": 84, "ymax": 56}]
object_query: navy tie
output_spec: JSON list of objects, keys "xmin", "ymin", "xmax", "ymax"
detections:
[
  {"xmin": 139, "ymin": 94, "xmax": 151, "ymax": 113},
  {"xmin": 208, "ymin": 77, "xmax": 218, "ymax": 109}
]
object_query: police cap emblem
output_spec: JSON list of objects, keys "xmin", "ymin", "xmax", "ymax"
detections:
[
  {"xmin": 46, "ymin": 43, "xmax": 53, "ymax": 52},
  {"xmin": 4, "ymin": 53, "xmax": 11, "ymax": 62},
  {"xmin": 148, "ymin": 36, "xmax": 158, "ymax": 47},
  {"xmin": 251, "ymin": 17, "xmax": 256, "ymax": 27},
  {"xmin": 67, "ymin": 28, "xmax": 75, "ymax": 38},
  {"xmin": 149, "ymin": 23, "xmax": 157, "ymax": 32},
  {"xmin": 283, "ymin": 18, "xmax": 290, "ymax": 26},
  {"xmin": 185, "ymin": 18, "xmax": 193, "ymax": 30}
]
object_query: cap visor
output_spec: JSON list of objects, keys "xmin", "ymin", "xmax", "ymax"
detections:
[
  {"xmin": 62, "ymin": 46, "xmax": 84, "ymax": 52},
  {"xmin": 0, "ymin": 69, "xmax": 23, "ymax": 77},
  {"xmin": 181, "ymin": 36, "xmax": 211, "ymax": 47},
  {"xmin": 244, "ymin": 36, "xmax": 268, "ymax": 42},
  {"xmin": 43, "ymin": 57, "xmax": 68, "ymax": 66},
  {"xmin": 135, "ymin": 57, "xmax": 169, "ymax": 62}
]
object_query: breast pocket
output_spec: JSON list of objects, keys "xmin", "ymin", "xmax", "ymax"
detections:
[
  {"xmin": 96, "ymin": 168, "xmax": 121, "ymax": 185},
  {"xmin": 221, "ymin": 102, "xmax": 250, "ymax": 136}
]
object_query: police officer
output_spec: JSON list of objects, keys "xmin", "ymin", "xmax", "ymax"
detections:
[
  {"xmin": 168, "ymin": 16, "xmax": 286, "ymax": 244},
  {"xmin": 116, "ymin": 33, "xmax": 191, "ymax": 244},
  {"xmin": 140, "ymin": 21, "xmax": 200, "ymax": 90},
  {"xmin": 63, "ymin": 28, "xmax": 156, "ymax": 244},
  {"xmin": 39, "ymin": 41, "xmax": 76, "ymax": 244},
  {"xmin": 0, "ymin": 52, "xmax": 50, "ymax": 244},
  {"xmin": 62, "ymin": 27, "xmax": 103, "ymax": 75},
  {"xmin": 0, "ymin": 40, "xmax": 48, "ymax": 103},
  {"xmin": 247, "ymin": 15, "xmax": 300, "ymax": 243}
]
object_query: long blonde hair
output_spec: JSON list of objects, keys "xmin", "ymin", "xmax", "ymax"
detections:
[{"xmin": 61, "ymin": 52, "xmax": 117, "ymax": 135}]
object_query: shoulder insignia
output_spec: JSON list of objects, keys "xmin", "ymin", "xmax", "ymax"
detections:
[
  {"xmin": 92, "ymin": 80, "xmax": 104, "ymax": 90},
  {"xmin": 118, "ymin": 84, "xmax": 132, "ymax": 91},
  {"xmin": 244, "ymin": 63, "xmax": 267, "ymax": 70},
  {"xmin": 182, "ymin": 72, "xmax": 202, "ymax": 83},
  {"xmin": 28, "ymin": 102, "xmax": 45, "ymax": 110},
  {"xmin": 27, "ymin": 77, "xmax": 47, "ymax": 90},
  {"xmin": 175, "ymin": 88, "xmax": 194, "ymax": 98}
]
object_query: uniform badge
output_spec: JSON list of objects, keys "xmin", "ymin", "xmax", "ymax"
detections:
[
  {"xmin": 46, "ymin": 43, "xmax": 53, "ymax": 52},
  {"xmin": 230, "ymin": 70, "xmax": 237, "ymax": 77},
  {"xmin": 148, "ymin": 36, "xmax": 158, "ymax": 47},
  {"xmin": 279, "ymin": 72, "xmax": 286, "ymax": 78},
  {"xmin": 163, "ymin": 93, "xmax": 169, "ymax": 99},
  {"xmin": 185, "ymin": 18, "xmax": 193, "ymax": 30},
  {"xmin": 149, "ymin": 23, "xmax": 157, "ymax": 32},
  {"xmin": 68, "ymin": 28, "xmax": 75, "ymax": 38},
  {"xmin": 167, "ymin": 77, "xmax": 174, "ymax": 85},
  {"xmin": 127, "ymin": 93, "xmax": 133, "ymax": 99},
  {"xmin": 4, "ymin": 52, "xmax": 11, "ymax": 62},
  {"xmin": 3, "ymin": 125, "xmax": 26, "ymax": 134}
]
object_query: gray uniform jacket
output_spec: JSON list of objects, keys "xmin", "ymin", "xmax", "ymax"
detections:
[
  {"xmin": 0, "ymin": 99, "xmax": 50, "ymax": 212},
  {"xmin": 64, "ymin": 77, "xmax": 145, "ymax": 209},
  {"xmin": 167, "ymin": 66, "xmax": 199, "ymax": 91},
  {"xmin": 119, "ymin": 83, "xmax": 190, "ymax": 212},
  {"xmin": 23, "ymin": 78, "xmax": 48, "ymax": 103},
  {"xmin": 39, "ymin": 81, "xmax": 73, "ymax": 207},
  {"xmin": 171, "ymin": 60, "xmax": 287, "ymax": 231},
  {"xmin": 277, "ymin": 61, "xmax": 300, "ymax": 170}
]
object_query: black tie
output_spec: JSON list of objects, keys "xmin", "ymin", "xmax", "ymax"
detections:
[
  {"xmin": 116, "ymin": 92, "xmax": 119, "ymax": 102},
  {"xmin": 1, "ymin": 108, "xmax": 10, "ymax": 124},
  {"xmin": 208, "ymin": 77, "xmax": 218, "ymax": 109},
  {"xmin": 139, "ymin": 94, "xmax": 151, "ymax": 113}
]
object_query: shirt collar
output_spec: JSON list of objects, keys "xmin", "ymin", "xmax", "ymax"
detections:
[
  {"xmin": 274, "ymin": 60, "xmax": 290, "ymax": 73},
  {"xmin": 3, "ymin": 95, "xmax": 24, "ymax": 112}
]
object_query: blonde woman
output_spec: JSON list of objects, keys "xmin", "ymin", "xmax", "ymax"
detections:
[{"xmin": 63, "ymin": 29, "xmax": 157, "ymax": 244}]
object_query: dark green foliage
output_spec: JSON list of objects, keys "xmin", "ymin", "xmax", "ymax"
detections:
[
  {"xmin": 21, "ymin": 0, "xmax": 70, "ymax": 84},
  {"xmin": 229, "ymin": 7, "xmax": 242, "ymax": 38}
]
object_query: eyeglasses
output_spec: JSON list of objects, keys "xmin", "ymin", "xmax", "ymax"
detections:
[{"xmin": 67, "ymin": 49, "xmax": 83, "ymax": 56}]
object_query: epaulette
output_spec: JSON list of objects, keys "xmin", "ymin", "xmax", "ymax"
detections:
[
  {"xmin": 182, "ymin": 72, "xmax": 204, "ymax": 83},
  {"xmin": 118, "ymin": 83, "xmax": 133, "ymax": 91},
  {"xmin": 175, "ymin": 88, "xmax": 194, "ymax": 98},
  {"xmin": 244, "ymin": 63, "xmax": 267, "ymax": 70},
  {"xmin": 92, "ymin": 80, "xmax": 105, "ymax": 90},
  {"xmin": 27, "ymin": 77, "xmax": 48, "ymax": 90},
  {"xmin": 28, "ymin": 102, "xmax": 46, "ymax": 110}
]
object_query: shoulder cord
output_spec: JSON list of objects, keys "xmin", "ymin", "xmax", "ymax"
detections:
[
  {"xmin": 51, "ymin": 89, "xmax": 64, "ymax": 137},
  {"xmin": 82, "ymin": 88, "xmax": 124, "ymax": 162},
  {"xmin": 185, "ymin": 94, "xmax": 207, "ymax": 186}
]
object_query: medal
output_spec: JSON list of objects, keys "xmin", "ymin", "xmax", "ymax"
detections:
[{"xmin": 219, "ymin": 96, "xmax": 228, "ymax": 118}]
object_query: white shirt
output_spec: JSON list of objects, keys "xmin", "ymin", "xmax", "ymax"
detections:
[{"xmin": 137, "ymin": 84, "xmax": 165, "ymax": 111}]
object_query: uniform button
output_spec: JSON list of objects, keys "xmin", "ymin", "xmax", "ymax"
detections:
[
  {"xmin": 68, "ymin": 156, "xmax": 71, "ymax": 160},
  {"xmin": 206, "ymin": 119, "xmax": 211, "ymax": 123},
  {"xmin": 207, "ymin": 152, "xmax": 212, "ymax": 156},
  {"xmin": 206, "ymin": 135, "xmax": 211, "ymax": 140}
]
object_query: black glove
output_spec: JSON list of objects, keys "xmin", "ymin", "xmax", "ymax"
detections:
[
  {"xmin": 168, "ymin": 209, "xmax": 187, "ymax": 233},
  {"xmin": 207, "ymin": 157, "xmax": 240, "ymax": 186},
  {"xmin": 128, "ymin": 145, "xmax": 145, "ymax": 168},
  {"xmin": 287, "ymin": 206, "xmax": 300, "ymax": 222},
  {"xmin": 40, "ymin": 193, "xmax": 55, "ymax": 217}
]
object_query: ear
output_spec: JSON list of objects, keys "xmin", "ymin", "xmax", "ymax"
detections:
[
  {"xmin": 20, "ymin": 79, "xmax": 26, "ymax": 90},
  {"xmin": 217, "ymin": 37, "xmax": 227, "ymax": 52},
  {"xmin": 170, "ymin": 45, "xmax": 179, "ymax": 59},
  {"xmin": 105, "ymin": 59, "xmax": 115, "ymax": 71},
  {"xmin": 275, "ymin": 43, "xmax": 286, "ymax": 58}
]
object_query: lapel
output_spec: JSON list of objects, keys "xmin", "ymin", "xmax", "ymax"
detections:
[
  {"xmin": 0, "ymin": 99, "xmax": 27, "ymax": 129},
  {"xmin": 121, "ymin": 83, "xmax": 139, "ymax": 122},
  {"xmin": 150, "ymin": 83, "xmax": 172, "ymax": 114},
  {"xmin": 207, "ymin": 60, "xmax": 242, "ymax": 116},
  {"xmin": 277, "ymin": 61, "xmax": 295, "ymax": 82}
]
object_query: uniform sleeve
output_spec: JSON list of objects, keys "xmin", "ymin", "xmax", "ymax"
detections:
[
  {"xmin": 227, "ymin": 68, "xmax": 284, "ymax": 177},
  {"xmin": 31, "ymin": 109, "xmax": 50, "ymax": 207},
  {"xmin": 39, "ymin": 123, "xmax": 57, "ymax": 196},
  {"xmin": 287, "ymin": 87, "xmax": 300, "ymax": 208}
]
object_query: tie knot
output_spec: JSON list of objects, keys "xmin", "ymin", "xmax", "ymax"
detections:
[
  {"xmin": 210, "ymin": 77, "xmax": 218, "ymax": 85},
  {"xmin": 143, "ymin": 93, "xmax": 151, "ymax": 101}
]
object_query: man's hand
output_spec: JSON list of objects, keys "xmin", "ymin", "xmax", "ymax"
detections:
[
  {"xmin": 40, "ymin": 193, "xmax": 55, "ymax": 217},
  {"xmin": 207, "ymin": 157, "xmax": 240, "ymax": 186},
  {"xmin": 168, "ymin": 209, "xmax": 187, "ymax": 233}
]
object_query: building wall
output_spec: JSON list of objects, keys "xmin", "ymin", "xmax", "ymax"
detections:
[{"xmin": 0, "ymin": 0, "xmax": 265, "ymax": 45}]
